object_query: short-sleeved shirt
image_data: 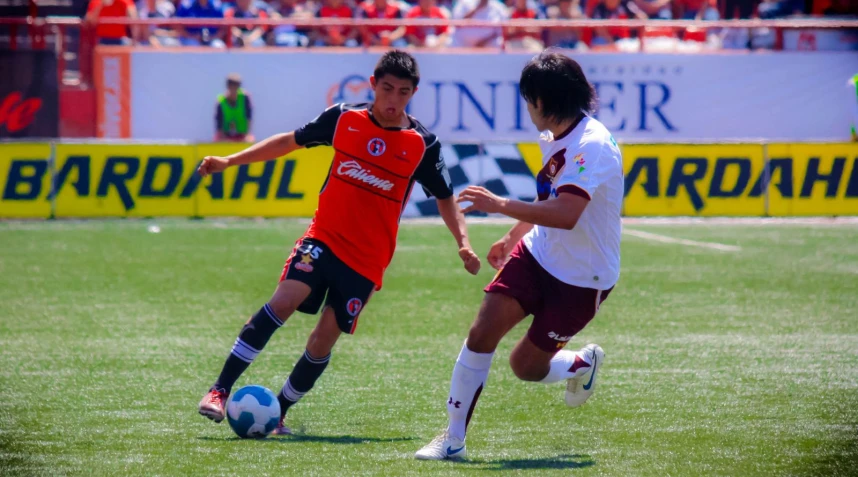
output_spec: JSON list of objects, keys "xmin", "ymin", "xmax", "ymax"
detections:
[
  {"xmin": 507, "ymin": 8, "xmax": 540, "ymax": 41},
  {"xmin": 522, "ymin": 116, "xmax": 623, "ymax": 290},
  {"xmin": 316, "ymin": 4, "xmax": 355, "ymax": 38},
  {"xmin": 88, "ymin": 0, "xmax": 134, "ymax": 39},
  {"xmin": 359, "ymin": 1, "xmax": 403, "ymax": 36},
  {"xmin": 451, "ymin": 0, "xmax": 508, "ymax": 47},
  {"xmin": 176, "ymin": 0, "xmax": 225, "ymax": 35},
  {"xmin": 224, "ymin": 2, "xmax": 270, "ymax": 33},
  {"xmin": 138, "ymin": 0, "xmax": 175, "ymax": 35},
  {"xmin": 294, "ymin": 103, "xmax": 453, "ymax": 287},
  {"xmin": 676, "ymin": 0, "xmax": 715, "ymax": 11},
  {"xmin": 405, "ymin": 5, "xmax": 448, "ymax": 41},
  {"xmin": 590, "ymin": 1, "xmax": 631, "ymax": 39}
]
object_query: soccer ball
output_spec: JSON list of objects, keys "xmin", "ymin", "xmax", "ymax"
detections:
[{"xmin": 226, "ymin": 385, "xmax": 281, "ymax": 439}]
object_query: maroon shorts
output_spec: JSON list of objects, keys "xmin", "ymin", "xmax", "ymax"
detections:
[{"xmin": 484, "ymin": 241, "xmax": 612, "ymax": 353}]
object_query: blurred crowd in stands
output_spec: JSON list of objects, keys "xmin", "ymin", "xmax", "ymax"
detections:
[{"xmin": 84, "ymin": 0, "xmax": 857, "ymax": 50}]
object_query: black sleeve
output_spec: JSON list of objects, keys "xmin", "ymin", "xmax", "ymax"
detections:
[
  {"xmin": 294, "ymin": 104, "xmax": 342, "ymax": 148},
  {"xmin": 413, "ymin": 139, "xmax": 453, "ymax": 200},
  {"xmin": 244, "ymin": 95, "xmax": 253, "ymax": 120}
]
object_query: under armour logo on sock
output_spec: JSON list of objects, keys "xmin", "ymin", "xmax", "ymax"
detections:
[{"xmin": 448, "ymin": 397, "xmax": 461, "ymax": 408}]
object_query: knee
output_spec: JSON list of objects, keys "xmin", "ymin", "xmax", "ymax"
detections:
[
  {"xmin": 267, "ymin": 294, "xmax": 298, "ymax": 321},
  {"xmin": 509, "ymin": 349, "xmax": 546, "ymax": 382},
  {"xmin": 466, "ymin": 324, "xmax": 499, "ymax": 354},
  {"xmin": 305, "ymin": 330, "xmax": 333, "ymax": 357},
  {"xmin": 306, "ymin": 317, "xmax": 339, "ymax": 357}
]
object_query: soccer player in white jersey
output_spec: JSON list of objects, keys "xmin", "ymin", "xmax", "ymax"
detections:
[{"xmin": 415, "ymin": 51, "xmax": 624, "ymax": 461}]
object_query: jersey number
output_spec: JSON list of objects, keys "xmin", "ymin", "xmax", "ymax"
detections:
[{"xmin": 299, "ymin": 243, "xmax": 323, "ymax": 260}]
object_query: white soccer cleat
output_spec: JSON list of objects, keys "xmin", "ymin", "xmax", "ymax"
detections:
[
  {"xmin": 565, "ymin": 344, "xmax": 604, "ymax": 408},
  {"xmin": 414, "ymin": 430, "xmax": 467, "ymax": 461}
]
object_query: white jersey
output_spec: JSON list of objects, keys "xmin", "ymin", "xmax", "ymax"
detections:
[{"xmin": 522, "ymin": 116, "xmax": 623, "ymax": 290}]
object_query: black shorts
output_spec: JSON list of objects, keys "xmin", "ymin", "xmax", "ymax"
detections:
[{"xmin": 279, "ymin": 238, "xmax": 375, "ymax": 334}]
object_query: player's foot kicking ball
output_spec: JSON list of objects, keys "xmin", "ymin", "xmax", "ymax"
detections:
[
  {"xmin": 414, "ymin": 430, "xmax": 467, "ymax": 461},
  {"xmin": 565, "ymin": 344, "xmax": 604, "ymax": 408},
  {"xmin": 271, "ymin": 418, "xmax": 292, "ymax": 436},
  {"xmin": 198, "ymin": 388, "xmax": 229, "ymax": 422}
]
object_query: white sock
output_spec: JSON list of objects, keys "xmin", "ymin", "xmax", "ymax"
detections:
[
  {"xmin": 446, "ymin": 341, "xmax": 494, "ymax": 441},
  {"xmin": 538, "ymin": 349, "xmax": 593, "ymax": 384}
]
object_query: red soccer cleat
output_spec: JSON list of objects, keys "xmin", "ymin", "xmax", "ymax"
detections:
[
  {"xmin": 271, "ymin": 417, "xmax": 292, "ymax": 436},
  {"xmin": 198, "ymin": 388, "xmax": 229, "ymax": 423}
]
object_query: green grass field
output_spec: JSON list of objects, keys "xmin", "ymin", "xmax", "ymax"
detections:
[{"xmin": 1, "ymin": 219, "xmax": 856, "ymax": 476}]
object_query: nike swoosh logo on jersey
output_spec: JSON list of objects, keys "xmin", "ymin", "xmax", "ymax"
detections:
[
  {"xmin": 583, "ymin": 352, "xmax": 597, "ymax": 391},
  {"xmin": 348, "ymin": 127, "xmax": 359, "ymax": 132},
  {"xmin": 447, "ymin": 445, "xmax": 464, "ymax": 456}
]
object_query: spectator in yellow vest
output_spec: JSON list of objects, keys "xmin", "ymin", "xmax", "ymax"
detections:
[{"xmin": 215, "ymin": 73, "xmax": 254, "ymax": 142}]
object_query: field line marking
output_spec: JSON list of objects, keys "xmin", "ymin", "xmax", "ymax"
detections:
[{"xmin": 623, "ymin": 228, "xmax": 742, "ymax": 252}]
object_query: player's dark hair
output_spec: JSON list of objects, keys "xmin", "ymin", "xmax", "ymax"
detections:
[
  {"xmin": 373, "ymin": 50, "xmax": 420, "ymax": 88},
  {"xmin": 519, "ymin": 51, "xmax": 596, "ymax": 123}
]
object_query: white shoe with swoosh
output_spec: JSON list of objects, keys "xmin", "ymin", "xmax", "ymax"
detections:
[
  {"xmin": 565, "ymin": 344, "xmax": 604, "ymax": 408},
  {"xmin": 415, "ymin": 430, "xmax": 467, "ymax": 461}
]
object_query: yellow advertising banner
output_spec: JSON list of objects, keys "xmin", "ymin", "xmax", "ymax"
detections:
[
  {"xmin": 194, "ymin": 144, "xmax": 334, "ymax": 217},
  {"xmin": 1, "ymin": 143, "xmax": 336, "ymax": 218},
  {"xmin": 1, "ymin": 141, "xmax": 855, "ymax": 218},
  {"xmin": 53, "ymin": 144, "xmax": 199, "ymax": 217},
  {"xmin": 0, "ymin": 143, "xmax": 53, "ymax": 218},
  {"xmin": 765, "ymin": 143, "xmax": 858, "ymax": 216},
  {"xmin": 622, "ymin": 144, "xmax": 768, "ymax": 216}
]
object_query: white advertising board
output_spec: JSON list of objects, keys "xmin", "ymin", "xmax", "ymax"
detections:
[{"xmin": 126, "ymin": 50, "xmax": 858, "ymax": 142}]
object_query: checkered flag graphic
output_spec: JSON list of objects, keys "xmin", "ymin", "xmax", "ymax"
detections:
[{"xmin": 403, "ymin": 143, "xmax": 538, "ymax": 217}]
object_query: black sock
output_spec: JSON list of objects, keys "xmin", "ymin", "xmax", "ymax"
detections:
[
  {"xmin": 278, "ymin": 350, "xmax": 331, "ymax": 418},
  {"xmin": 212, "ymin": 303, "xmax": 284, "ymax": 393}
]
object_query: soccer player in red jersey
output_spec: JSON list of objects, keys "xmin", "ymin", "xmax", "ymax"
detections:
[{"xmin": 197, "ymin": 51, "xmax": 482, "ymax": 434}]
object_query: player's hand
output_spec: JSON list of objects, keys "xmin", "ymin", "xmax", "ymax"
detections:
[
  {"xmin": 487, "ymin": 238, "xmax": 514, "ymax": 270},
  {"xmin": 458, "ymin": 246, "xmax": 481, "ymax": 275},
  {"xmin": 197, "ymin": 156, "xmax": 230, "ymax": 178},
  {"xmin": 457, "ymin": 186, "xmax": 508, "ymax": 214}
]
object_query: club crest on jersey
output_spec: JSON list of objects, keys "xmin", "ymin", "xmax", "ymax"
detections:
[
  {"xmin": 346, "ymin": 298, "xmax": 363, "ymax": 317},
  {"xmin": 367, "ymin": 138, "xmax": 386, "ymax": 156},
  {"xmin": 536, "ymin": 149, "xmax": 567, "ymax": 201},
  {"xmin": 295, "ymin": 254, "xmax": 314, "ymax": 272}
]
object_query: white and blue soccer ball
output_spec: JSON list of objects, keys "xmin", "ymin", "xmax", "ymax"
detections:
[{"xmin": 226, "ymin": 385, "xmax": 281, "ymax": 439}]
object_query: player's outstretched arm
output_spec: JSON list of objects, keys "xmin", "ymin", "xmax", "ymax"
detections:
[
  {"xmin": 436, "ymin": 196, "xmax": 481, "ymax": 275},
  {"xmin": 458, "ymin": 185, "xmax": 588, "ymax": 230},
  {"xmin": 197, "ymin": 132, "xmax": 300, "ymax": 177}
]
